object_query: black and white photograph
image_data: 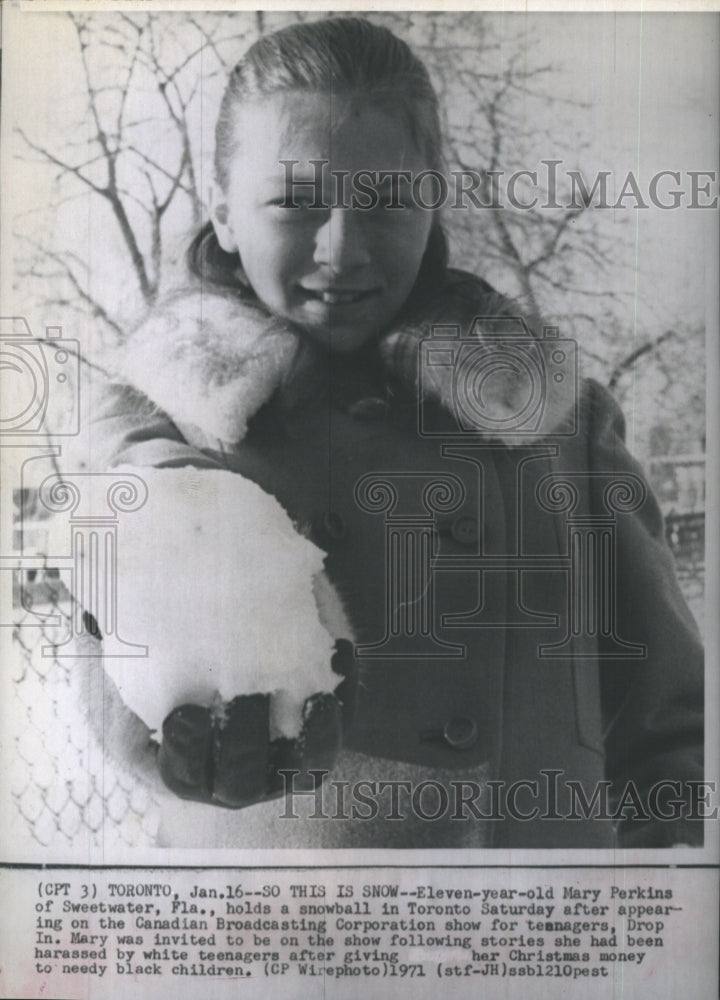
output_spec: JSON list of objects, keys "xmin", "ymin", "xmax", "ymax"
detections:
[{"xmin": 0, "ymin": 3, "xmax": 717, "ymax": 997}]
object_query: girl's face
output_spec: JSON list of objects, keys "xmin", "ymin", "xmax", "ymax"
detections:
[{"xmin": 210, "ymin": 91, "xmax": 434, "ymax": 352}]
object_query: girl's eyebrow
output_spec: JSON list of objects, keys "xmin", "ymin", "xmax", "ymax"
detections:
[
  {"xmin": 252, "ymin": 173, "xmax": 318, "ymax": 192},
  {"xmin": 281, "ymin": 171, "xmax": 319, "ymax": 184},
  {"xmin": 266, "ymin": 164, "xmax": 322, "ymax": 183}
]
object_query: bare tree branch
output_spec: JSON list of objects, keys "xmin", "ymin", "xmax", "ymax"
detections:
[
  {"xmin": 608, "ymin": 329, "xmax": 677, "ymax": 391},
  {"xmin": 16, "ymin": 234, "xmax": 124, "ymax": 338}
]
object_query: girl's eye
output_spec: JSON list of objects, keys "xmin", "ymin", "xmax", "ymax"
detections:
[
  {"xmin": 266, "ymin": 197, "xmax": 330, "ymax": 220},
  {"xmin": 267, "ymin": 195, "xmax": 323, "ymax": 209}
]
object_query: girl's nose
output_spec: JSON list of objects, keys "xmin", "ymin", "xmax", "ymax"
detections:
[{"xmin": 313, "ymin": 208, "xmax": 372, "ymax": 273}]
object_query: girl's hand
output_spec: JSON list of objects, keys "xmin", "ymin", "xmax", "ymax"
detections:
[{"xmin": 157, "ymin": 640, "xmax": 354, "ymax": 808}]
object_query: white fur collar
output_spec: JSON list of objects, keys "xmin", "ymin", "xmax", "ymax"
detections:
[{"xmin": 114, "ymin": 275, "xmax": 577, "ymax": 446}]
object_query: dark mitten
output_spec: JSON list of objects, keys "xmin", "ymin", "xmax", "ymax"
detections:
[{"xmin": 158, "ymin": 639, "xmax": 355, "ymax": 808}]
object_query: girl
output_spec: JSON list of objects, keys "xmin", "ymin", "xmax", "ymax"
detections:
[{"xmin": 85, "ymin": 16, "xmax": 703, "ymax": 849}]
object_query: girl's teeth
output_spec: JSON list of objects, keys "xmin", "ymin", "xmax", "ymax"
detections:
[{"xmin": 320, "ymin": 290, "xmax": 367, "ymax": 304}]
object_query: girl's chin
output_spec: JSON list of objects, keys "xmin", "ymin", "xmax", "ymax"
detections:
[
  {"xmin": 290, "ymin": 313, "xmax": 381, "ymax": 353},
  {"xmin": 304, "ymin": 326, "xmax": 380, "ymax": 353}
]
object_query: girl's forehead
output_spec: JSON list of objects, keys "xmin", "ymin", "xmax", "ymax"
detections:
[{"xmin": 231, "ymin": 91, "xmax": 426, "ymax": 175}]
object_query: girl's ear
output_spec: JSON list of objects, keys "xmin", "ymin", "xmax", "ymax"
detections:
[{"xmin": 208, "ymin": 183, "xmax": 237, "ymax": 253}]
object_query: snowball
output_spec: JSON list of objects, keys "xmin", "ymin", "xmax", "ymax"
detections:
[{"xmin": 72, "ymin": 468, "xmax": 341, "ymax": 738}]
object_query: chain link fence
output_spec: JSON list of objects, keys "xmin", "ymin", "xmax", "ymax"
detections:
[{"xmin": 9, "ymin": 574, "xmax": 162, "ymax": 850}]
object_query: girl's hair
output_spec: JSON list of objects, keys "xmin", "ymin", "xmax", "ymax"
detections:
[{"xmin": 188, "ymin": 16, "xmax": 448, "ymax": 309}]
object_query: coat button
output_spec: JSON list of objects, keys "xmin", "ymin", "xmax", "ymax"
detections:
[
  {"xmin": 450, "ymin": 515, "xmax": 478, "ymax": 546},
  {"xmin": 443, "ymin": 716, "xmax": 479, "ymax": 750},
  {"xmin": 321, "ymin": 511, "xmax": 347, "ymax": 541}
]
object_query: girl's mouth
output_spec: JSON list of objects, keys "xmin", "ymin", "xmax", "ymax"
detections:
[{"xmin": 299, "ymin": 287, "xmax": 379, "ymax": 306}]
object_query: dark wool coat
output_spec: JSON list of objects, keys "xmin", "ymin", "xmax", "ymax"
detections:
[{"xmin": 81, "ymin": 270, "xmax": 704, "ymax": 849}]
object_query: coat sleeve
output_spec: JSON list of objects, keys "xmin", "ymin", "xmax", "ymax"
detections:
[
  {"xmin": 585, "ymin": 379, "xmax": 704, "ymax": 846},
  {"xmin": 85, "ymin": 376, "xmax": 229, "ymax": 471}
]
